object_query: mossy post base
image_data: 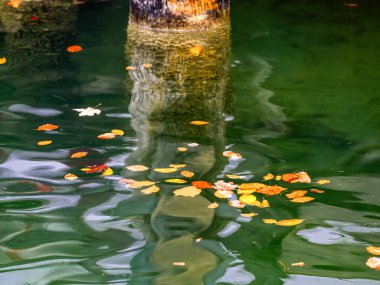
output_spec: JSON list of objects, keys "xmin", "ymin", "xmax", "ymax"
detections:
[{"xmin": 129, "ymin": 0, "xmax": 230, "ymax": 31}]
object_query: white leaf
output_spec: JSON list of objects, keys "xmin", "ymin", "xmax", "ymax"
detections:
[{"xmin": 73, "ymin": 107, "xmax": 101, "ymax": 117}]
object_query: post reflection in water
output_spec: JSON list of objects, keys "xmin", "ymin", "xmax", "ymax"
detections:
[{"xmin": 123, "ymin": 23, "xmax": 233, "ymax": 284}]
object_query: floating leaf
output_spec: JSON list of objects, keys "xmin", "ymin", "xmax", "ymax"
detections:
[
  {"xmin": 7, "ymin": 0, "xmax": 20, "ymax": 8},
  {"xmin": 36, "ymin": 124, "xmax": 59, "ymax": 131},
  {"xmin": 311, "ymin": 189, "xmax": 325, "ymax": 194},
  {"xmin": 30, "ymin": 15, "xmax": 39, "ymax": 21},
  {"xmin": 260, "ymin": 199, "xmax": 270, "ymax": 208},
  {"xmin": 187, "ymin": 143, "xmax": 199, "ymax": 147},
  {"xmin": 129, "ymin": 180, "xmax": 156, "ymax": 188},
  {"xmin": 0, "ymin": 57, "xmax": 7, "ymax": 65},
  {"xmin": 172, "ymin": 262, "xmax": 186, "ymax": 267},
  {"xmin": 239, "ymin": 194, "xmax": 257, "ymax": 205},
  {"xmin": 290, "ymin": 197, "xmax": 315, "ymax": 203},
  {"xmin": 97, "ymin": 133, "xmax": 116, "ymax": 140},
  {"xmin": 37, "ymin": 140, "xmax": 52, "ymax": 146},
  {"xmin": 85, "ymin": 164, "xmax": 108, "ymax": 174},
  {"xmin": 208, "ymin": 202, "xmax": 219, "ymax": 209},
  {"xmin": 367, "ymin": 246, "xmax": 380, "ymax": 256},
  {"xmin": 126, "ymin": 165, "xmax": 148, "ymax": 172},
  {"xmin": 125, "ymin": 66, "xmax": 136, "ymax": 71},
  {"xmin": 177, "ymin": 147, "xmax": 188, "ymax": 152},
  {"xmin": 73, "ymin": 107, "xmax": 101, "ymax": 116},
  {"xmin": 192, "ymin": 181, "xmax": 212, "ymax": 189},
  {"xmin": 240, "ymin": 213, "xmax": 258, "ymax": 217},
  {"xmin": 141, "ymin": 185, "xmax": 160, "ymax": 195},
  {"xmin": 226, "ymin": 174, "xmax": 242, "ymax": 179},
  {"xmin": 189, "ymin": 45, "xmax": 204, "ymax": 56},
  {"xmin": 239, "ymin": 183, "xmax": 265, "ymax": 190},
  {"xmin": 366, "ymin": 257, "xmax": 380, "ymax": 271},
  {"xmin": 67, "ymin": 45, "xmax": 83, "ymax": 53},
  {"xmin": 170, "ymin": 164, "xmax": 187, "ymax": 169},
  {"xmin": 181, "ymin": 171, "xmax": 194, "ymax": 178},
  {"xmin": 173, "ymin": 186, "xmax": 201, "ymax": 197},
  {"xmin": 276, "ymin": 219, "xmax": 304, "ymax": 226},
  {"xmin": 190, "ymin": 121, "xmax": 209, "ymax": 125},
  {"xmin": 275, "ymin": 175, "xmax": 282, "ymax": 181},
  {"xmin": 64, "ymin": 173, "xmax": 78, "ymax": 181},
  {"xmin": 229, "ymin": 200, "xmax": 245, "ymax": 208},
  {"xmin": 214, "ymin": 180, "xmax": 237, "ymax": 191},
  {"xmin": 154, "ymin": 168, "xmax": 177, "ymax": 173},
  {"xmin": 101, "ymin": 168, "xmax": 113, "ymax": 176},
  {"xmin": 165, "ymin": 179, "xmax": 187, "ymax": 184},
  {"xmin": 214, "ymin": 190, "xmax": 233, "ymax": 199},
  {"xmin": 282, "ymin": 172, "xmax": 311, "ymax": 183},
  {"xmin": 263, "ymin": 173, "xmax": 274, "ymax": 181},
  {"xmin": 263, "ymin": 219, "xmax": 278, "ymax": 224},
  {"xmin": 223, "ymin": 151, "xmax": 242, "ymax": 160},
  {"xmin": 143, "ymin": 63, "xmax": 152, "ymax": 68},
  {"xmin": 112, "ymin": 129, "xmax": 124, "ymax": 136},
  {"xmin": 291, "ymin": 262, "xmax": 305, "ymax": 267},
  {"xmin": 286, "ymin": 190, "xmax": 307, "ymax": 199},
  {"xmin": 195, "ymin": 238, "xmax": 203, "ymax": 243},
  {"xmin": 256, "ymin": 185, "xmax": 287, "ymax": 196},
  {"xmin": 317, "ymin": 179, "xmax": 330, "ymax": 185},
  {"xmin": 80, "ymin": 167, "xmax": 91, "ymax": 172},
  {"xmin": 70, "ymin": 152, "xmax": 88, "ymax": 159}
]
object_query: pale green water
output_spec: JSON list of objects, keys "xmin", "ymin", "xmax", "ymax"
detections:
[{"xmin": 0, "ymin": 0, "xmax": 379, "ymax": 284}]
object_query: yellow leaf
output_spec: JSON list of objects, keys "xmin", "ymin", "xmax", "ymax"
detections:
[
  {"xmin": 290, "ymin": 196, "xmax": 315, "ymax": 203},
  {"xmin": 177, "ymin": 147, "xmax": 188, "ymax": 152},
  {"xmin": 263, "ymin": 219, "xmax": 278, "ymax": 224},
  {"xmin": 286, "ymin": 190, "xmax": 307, "ymax": 199},
  {"xmin": 317, "ymin": 179, "xmax": 330, "ymax": 185},
  {"xmin": 112, "ymin": 129, "xmax": 124, "ymax": 136},
  {"xmin": 226, "ymin": 174, "xmax": 241, "ymax": 179},
  {"xmin": 239, "ymin": 183, "xmax": 265, "ymax": 191},
  {"xmin": 189, "ymin": 45, "xmax": 204, "ymax": 56},
  {"xmin": 141, "ymin": 185, "xmax": 160, "ymax": 195},
  {"xmin": 165, "ymin": 179, "xmax": 187, "ymax": 184},
  {"xmin": 154, "ymin": 168, "xmax": 178, "ymax": 173},
  {"xmin": 64, "ymin": 173, "xmax": 78, "ymax": 181},
  {"xmin": 366, "ymin": 257, "xmax": 380, "ymax": 271},
  {"xmin": 291, "ymin": 262, "xmax": 305, "ymax": 267},
  {"xmin": 239, "ymin": 194, "xmax": 257, "ymax": 205},
  {"xmin": 37, "ymin": 140, "xmax": 52, "ymax": 146},
  {"xmin": 173, "ymin": 186, "xmax": 201, "ymax": 197},
  {"xmin": 259, "ymin": 199, "xmax": 270, "ymax": 208},
  {"xmin": 237, "ymin": 189, "xmax": 256, "ymax": 195},
  {"xmin": 240, "ymin": 213, "xmax": 258, "ymax": 217},
  {"xmin": 97, "ymin": 133, "xmax": 116, "ymax": 140},
  {"xmin": 70, "ymin": 151, "xmax": 88, "ymax": 159},
  {"xmin": 181, "ymin": 171, "xmax": 194, "ymax": 178},
  {"xmin": 276, "ymin": 219, "xmax": 304, "ymax": 226},
  {"xmin": 101, "ymin": 168, "xmax": 113, "ymax": 176},
  {"xmin": 263, "ymin": 173, "xmax": 274, "ymax": 181},
  {"xmin": 0, "ymin": 57, "xmax": 7, "ymax": 64},
  {"xmin": 80, "ymin": 167, "xmax": 91, "ymax": 172},
  {"xmin": 126, "ymin": 165, "xmax": 148, "ymax": 171},
  {"xmin": 275, "ymin": 175, "xmax": 282, "ymax": 181},
  {"xmin": 367, "ymin": 246, "xmax": 380, "ymax": 256},
  {"xmin": 170, "ymin": 164, "xmax": 187, "ymax": 169},
  {"xmin": 208, "ymin": 202, "xmax": 219, "ymax": 209},
  {"xmin": 190, "ymin": 121, "xmax": 209, "ymax": 125}
]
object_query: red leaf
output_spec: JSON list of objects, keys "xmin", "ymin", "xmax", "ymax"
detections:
[{"xmin": 86, "ymin": 164, "xmax": 108, "ymax": 173}]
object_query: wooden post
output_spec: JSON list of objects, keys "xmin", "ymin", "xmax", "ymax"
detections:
[{"xmin": 129, "ymin": 0, "xmax": 230, "ymax": 31}]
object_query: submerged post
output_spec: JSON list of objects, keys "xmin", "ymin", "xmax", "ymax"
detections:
[{"xmin": 129, "ymin": 0, "xmax": 230, "ymax": 31}]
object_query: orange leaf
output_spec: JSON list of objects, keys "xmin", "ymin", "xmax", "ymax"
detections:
[
  {"xmin": 67, "ymin": 45, "xmax": 83, "ymax": 53},
  {"xmin": 256, "ymin": 185, "xmax": 287, "ymax": 196},
  {"xmin": 64, "ymin": 173, "xmax": 78, "ymax": 181},
  {"xmin": 126, "ymin": 165, "xmax": 148, "ymax": 171},
  {"xmin": 36, "ymin": 124, "xmax": 59, "ymax": 131},
  {"xmin": 311, "ymin": 189, "xmax": 325, "ymax": 194},
  {"xmin": 192, "ymin": 181, "xmax": 213, "ymax": 189},
  {"xmin": 37, "ymin": 140, "xmax": 52, "ymax": 146},
  {"xmin": 189, "ymin": 45, "xmax": 204, "ymax": 56},
  {"xmin": 366, "ymin": 257, "xmax": 380, "ymax": 271},
  {"xmin": 190, "ymin": 121, "xmax": 209, "ymax": 125},
  {"xmin": 276, "ymin": 219, "xmax": 304, "ymax": 226},
  {"xmin": 125, "ymin": 66, "xmax": 136, "ymax": 71},
  {"xmin": 143, "ymin": 63, "xmax": 152, "ymax": 68},
  {"xmin": 181, "ymin": 171, "xmax": 194, "ymax": 178},
  {"xmin": 97, "ymin": 133, "xmax": 116, "ymax": 140},
  {"xmin": 7, "ymin": 0, "xmax": 20, "ymax": 8},
  {"xmin": 0, "ymin": 57, "xmax": 7, "ymax": 65},
  {"xmin": 286, "ymin": 190, "xmax": 307, "ymax": 199},
  {"xmin": 282, "ymin": 172, "xmax": 311, "ymax": 183},
  {"xmin": 263, "ymin": 173, "xmax": 274, "ymax": 181},
  {"xmin": 367, "ymin": 246, "xmax": 380, "ymax": 256},
  {"xmin": 290, "ymin": 196, "xmax": 315, "ymax": 203},
  {"xmin": 70, "ymin": 151, "xmax": 88, "ymax": 159},
  {"xmin": 260, "ymin": 199, "xmax": 270, "ymax": 208}
]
